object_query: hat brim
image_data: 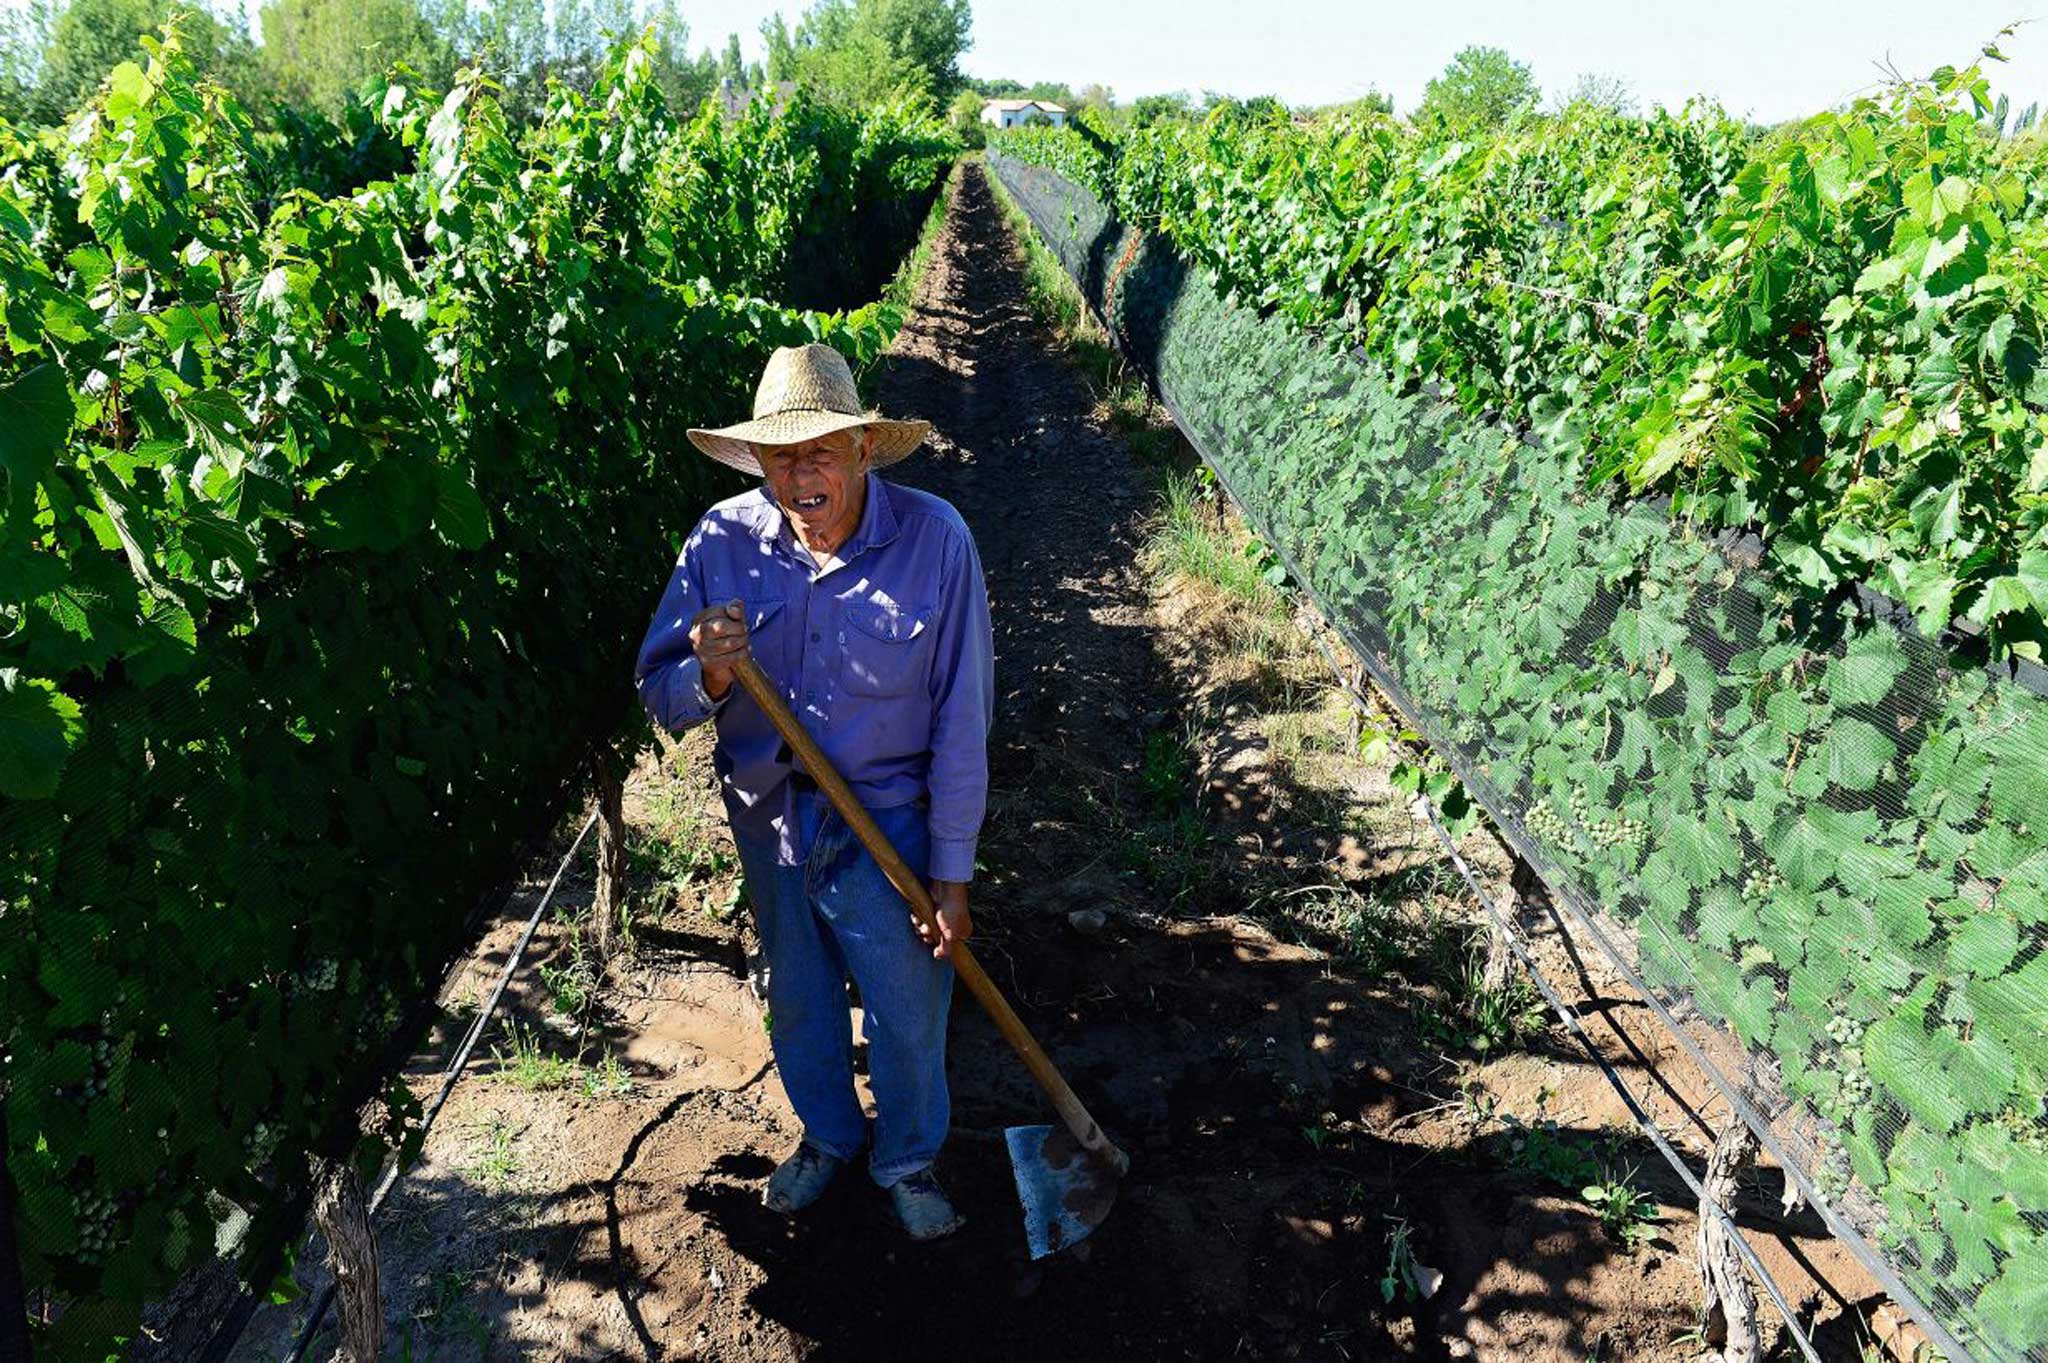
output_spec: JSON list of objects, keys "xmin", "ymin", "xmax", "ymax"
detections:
[{"xmin": 687, "ymin": 408, "xmax": 931, "ymax": 477}]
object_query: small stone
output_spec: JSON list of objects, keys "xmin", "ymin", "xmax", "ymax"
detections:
[{"xmin": 1067, "ymin": 908, "xmax": 1108, "ymax": 936}]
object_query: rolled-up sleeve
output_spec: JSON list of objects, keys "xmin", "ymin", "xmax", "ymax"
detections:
[
  {"xmin": 924, "ymin": 527, "xmax": 995, "ymax": 882},
  {"xmin": 635, "ymin": 527, "xmax": 727, "ymax": 734}
]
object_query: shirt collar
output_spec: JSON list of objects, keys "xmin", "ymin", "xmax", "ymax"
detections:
[{"xmin": 759, "ymin": 470, "xmax": 900, "ymax": 566}]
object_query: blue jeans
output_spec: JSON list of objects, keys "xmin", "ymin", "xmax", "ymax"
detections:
[{"xmin": 733, "ymin": 790, "xmax": 954, "ymax": 1187}]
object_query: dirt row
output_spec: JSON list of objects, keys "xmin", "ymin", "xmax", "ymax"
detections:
[{"xmin": 224, "ymin": 161, "xmax": 1899, "ymax": 1363}]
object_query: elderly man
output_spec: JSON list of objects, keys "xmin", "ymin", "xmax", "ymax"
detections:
[{"xmin": 634, "ymin": 344, "xmax": 993, "ymax": 1241}]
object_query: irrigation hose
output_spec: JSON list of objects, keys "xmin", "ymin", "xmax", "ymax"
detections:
[
  {"xmin": 279, "ymin": 810, "xmax": 599, "ymax": 1363},
  {"xmin": 1415, "ymin": 797, "xmax": 1825, "ymax": 1363}
]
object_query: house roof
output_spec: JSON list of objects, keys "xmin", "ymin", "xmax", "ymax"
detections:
[{"xmin": 984, "ymin": 98, "xmax": 1067, "ymax": 113}]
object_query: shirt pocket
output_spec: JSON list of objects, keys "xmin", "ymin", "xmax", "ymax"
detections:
[{"xmin": 840, "ymin": 600, "xmax": 933, "ymax": 698}]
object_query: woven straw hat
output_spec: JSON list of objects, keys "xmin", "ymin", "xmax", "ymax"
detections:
[{"xmin": 688, "ymin": 344, "xmax": 930, "ymax": 476}]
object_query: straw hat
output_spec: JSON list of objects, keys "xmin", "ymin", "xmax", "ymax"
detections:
[{"xmin": 688, "ymin": 343, "xmax": 930, "ymax": 477}]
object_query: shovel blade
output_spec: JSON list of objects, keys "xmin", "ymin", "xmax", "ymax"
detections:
[{"xmin": 1005, "ymin": 1124, "xmax": 1124, "ymax": 1260}]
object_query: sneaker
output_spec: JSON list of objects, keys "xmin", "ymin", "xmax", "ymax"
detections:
[
  {"xmin": 888, "ymin": 1168, "xmax": 966, "ymax": 1241},
  {"xmin": 763, "ymin": 1142, "xmax": 844, "ymax": 1214}
]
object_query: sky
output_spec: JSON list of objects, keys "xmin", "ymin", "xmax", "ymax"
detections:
[{"xmin": 643, "ymin": 0, "xmax": 2048, "ymax": 123}]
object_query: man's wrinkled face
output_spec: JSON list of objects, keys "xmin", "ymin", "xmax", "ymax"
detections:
[{"xmin": 757, "ymin": 428, "xmax": 871, "ymax": 553}]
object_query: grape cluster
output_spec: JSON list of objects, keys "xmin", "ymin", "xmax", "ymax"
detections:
[
  {"xmin": 1742, "ymin": 866, "xmax": 1785, "ymax": 901},
  {"xmin": 245, "ymin": 1120, "xmax": 281, "ymax": 1166},
  {"xmin": 1525, "ymin": 799, "xmax": 1570, "ymax": 842},
  {"xmin": 1565, "ymin": 788, "xmax": 1646, "ymax": 850},
  {"xmin": 73, "ymin": 1190, "xmax": 118, "ymax": 1263},
  {"xmin": 1818, "ymin": 1013, "xmax": 1872, "ymax": 1115},
  {"xmin": 1813, "ymin": 1143, "xmax": 1853, "ymax": 1203},
  {"xmin": 295, "ymin": 958, "xmax": 339, "ymax": 993}
]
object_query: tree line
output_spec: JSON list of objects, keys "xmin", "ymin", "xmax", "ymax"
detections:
[{"xmin": 0, "ymin": 0, "xmax": 981, "ymax": 130}]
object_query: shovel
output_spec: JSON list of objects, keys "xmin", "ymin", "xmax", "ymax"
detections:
[{"xmin": 728, "ymin": 656, "xmax": 1128, "ymax": 1258}]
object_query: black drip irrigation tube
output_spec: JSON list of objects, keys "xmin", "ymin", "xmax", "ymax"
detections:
[
  {"xmin": 1191, "ymin": 422, "xmax": 1975, "ymax": 1363},
  {"xmin": 1414, "ymin": 795, "xmax": 1825, "ymax": 1363},
  {"xmin": 1258, "ymin": 548, "xmax": 1830, "ymax": 1359},
  {"xmin": 281, "ymin": 809, "xmax": 597, "ymax": 1363},
  {"xmin": 193, "ymin": 810, "xmax": 598, "ymax": 1363}
]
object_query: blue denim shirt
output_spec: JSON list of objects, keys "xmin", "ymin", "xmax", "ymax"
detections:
[{"xmin": 634, "ymin": 473, "xmax": 994, "ymax": 882}]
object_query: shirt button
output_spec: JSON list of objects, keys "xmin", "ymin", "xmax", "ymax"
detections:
[
  {"xmin": 811, "ymin": 632, "xmax": 820, "ymax": 642},
  {"xmin": 837, "ymin": 631, "xmax": 846, "ymax": 643}
]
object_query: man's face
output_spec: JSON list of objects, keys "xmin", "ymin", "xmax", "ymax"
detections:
[{"xmin": 757, "ymin": 428, "xmax": 870, "ymax": 551}]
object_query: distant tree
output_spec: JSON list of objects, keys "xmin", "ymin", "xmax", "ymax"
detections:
[
  {"xmin": 717, "ymin": 32, "xmax": 745, "ymax": 84},
  {"xmin": 1077, "ymin": 81, "xmax": 1113, "ymax": 118},
  {"xmin": 1340, "ymin": 89, "xmax": 1393, "ymax": 116},
  {"xmin": 1416, "ymin": 44, "xmax": 1538, "ymax": 127},
  {"xmin": 9, "ymin": 0, "xmax": 265, "ymax": 125},
  {"xmin": 1021, "ymin": 79, "xmax": 1073, "ymax": 107},
  {"xmin": 947, "ymin": 85, "xmax": 982, "ymax": 127},
  {"xmin": 1558, "ymin": 71, "xmax": 1636, "ymax": 116},
  {"xmin": 764, "ymin": 0, "xmax": 971, "ymax": 108},
  {"xmin": 1202, "ymin": 91, "xmax": 1287, "ymax": 126},
  {"xmin": 1127, "ymin": 90, "xmax": 1192, "ymax": 127},
  {"xmin": 259, "ymin": 0, "xmax": 451, "ymax": 116},
  {"xmin": 644, "ymin": 1, "xmax": 718, "ymax": 114}
]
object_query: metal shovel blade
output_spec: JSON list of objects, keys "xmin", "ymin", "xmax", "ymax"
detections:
[{"xmin": 1005, "ymin": 1124, "xmax": 1126, "ymax": 1260}]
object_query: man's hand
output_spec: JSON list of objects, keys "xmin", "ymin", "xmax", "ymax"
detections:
[
  {"xmin": 915, "ymin": 880, "xmax": 972, "ymax": 960},
  {"xmin": 689, "ymin": 599, "xmax": 749, "ymax": 699}
]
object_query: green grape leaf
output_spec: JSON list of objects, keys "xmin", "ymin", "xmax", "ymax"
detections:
[
  {"xmin": 0, "ymin": 363, "xmax": 73, "ymax": 519},
  {"xmin": 0, "ymin": 668, "xmax": 86, "ymax": 799}
]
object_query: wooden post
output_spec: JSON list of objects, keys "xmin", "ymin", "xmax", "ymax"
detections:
[
  {"xmin": 1698, "ymin": 1123, "xmax": 1762, "ymax": 1363},
  {"xmin": 311, "ymin": 1160, "xmax": 380, "ymax": 1363},
  {"xmin": 590, "ymin": 750, "xmax": 628, "ymax": 965}
]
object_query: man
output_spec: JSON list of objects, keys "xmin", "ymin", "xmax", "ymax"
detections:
[{"xmin": 634, "ymin": 343, "xmax": 993, "ymax": 1241}]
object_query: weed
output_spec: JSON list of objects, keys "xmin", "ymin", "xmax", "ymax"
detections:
[
  {"xmin": 490, "ymin": 1023, "xmax": 580, "ymax": 1092},
  {"xmin": 1146, "ymin": 470, "xmax": 1285, "ymax": 609},
  {"xmin": 1583, "ymin": 1163, "xmax": 1659, "ymax": 1252},
  {"xmin": 470, "ymin": 1118, "xmax": 520, "ymax": 1188},
  {"xmin": 581, "ymin": 1051, "xmax": 635, "ymax": 1099},
  {"xmin": 1379, "ymin": 1216, "xmax": 1439, "ymax": 1305},
  {"xmin": 538, "ymin": 953, "xmax": 595, "ymax": 1018},
  {"xmin": 1302, "ymin": 1123, "xmax": 1330, "ymax": 1150},
  {"xmin": 627, "ymin": 773, "xmax": 735, "ymax": 922},
  {"xmin": 1502, "ymin": 1112, "xmax": 1603, "ymax": 1190},
  {"xmin": 1139, "ymin": 726, "xmax": 1198, "ymax": 811},
  {"xmin": 1422, "ymin": 952, "xmax": 1546, "ymax": 1056}
]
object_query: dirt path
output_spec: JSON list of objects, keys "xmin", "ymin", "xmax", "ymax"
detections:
[{"xmin": 225, "ymin": 162, "xmax": 1891, "ymax": 1363}]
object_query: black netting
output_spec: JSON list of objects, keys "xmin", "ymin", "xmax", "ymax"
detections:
[{"xmin": 990, "ymin": 153, "xmax": 2048, "ymax": 1363}]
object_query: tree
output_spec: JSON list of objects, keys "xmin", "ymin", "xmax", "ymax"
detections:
[
  {"xmin": 947, "ymin": 84, "xmax": 983, "ymax": 138},
  {"xmin": 717, "ymin": 32, "xmax": 745, "ymax": 84},
  {"xmin": 1127, "ymin": 90, "xmax": 1192, "ymax": 128},
  {"xmin": 1417, "ymin": 45, "xmax": 1538, "ymax": 127},
  {"xmin": 765, "ymin": 0, "xmax": 972, "ymax": 108},
  {"xmin": 1558, "ymin": 71, "xmax": 1636, "ymax": 117},
  {"xmin": 258, "ymin": 0, "xmax": 451, "ymax": 116},
  {"xmin": 9, "ymin": 0, "xmax": 265, "ymax": 125}
]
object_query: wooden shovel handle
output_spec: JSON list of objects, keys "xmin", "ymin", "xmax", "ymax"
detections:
[{"xmin": 731, "ymin": 657, "xmax": 1125, "ymax": 1169}]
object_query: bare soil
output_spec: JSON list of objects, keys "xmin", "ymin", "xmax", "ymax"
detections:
[{"xmin": 224, "ymin": 161, "xmax": 1903, "ymax": 1363}]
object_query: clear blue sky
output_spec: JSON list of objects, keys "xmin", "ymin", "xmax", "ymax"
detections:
[{"xmin": 657, "ymin": 0, "xmax": 2048, "ymax": 121}]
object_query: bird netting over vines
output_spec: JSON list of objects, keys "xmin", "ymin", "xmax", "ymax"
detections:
[{"xmin": 988, "ymin": 152, "xmax": 2048, "ymax": 1363}]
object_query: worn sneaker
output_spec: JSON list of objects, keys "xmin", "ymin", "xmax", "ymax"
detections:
[
  {"xmin": 888, "ymin": 1168, "xmax": 966, "ymax": 1241},
  {"xmin": 763, "ymin": 1142, "xmax": 844, "ymax": 1215}
]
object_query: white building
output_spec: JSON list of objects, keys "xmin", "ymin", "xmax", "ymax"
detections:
[{"xmin": 980, "ymin": 98, "xmax": 1068, "ymax": 130}]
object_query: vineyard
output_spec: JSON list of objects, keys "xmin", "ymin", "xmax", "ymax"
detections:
[
  {"xmin": 988, "ymin": 46, "xmax": 2048, "ymax": 1363},
  {"xmin": 5, "ymin": 8, "xmax": 2048, "ymax": 1363},
  {"xmin": 1, "ymin": 24, "xmax": 952, "ymax": 1358}
]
